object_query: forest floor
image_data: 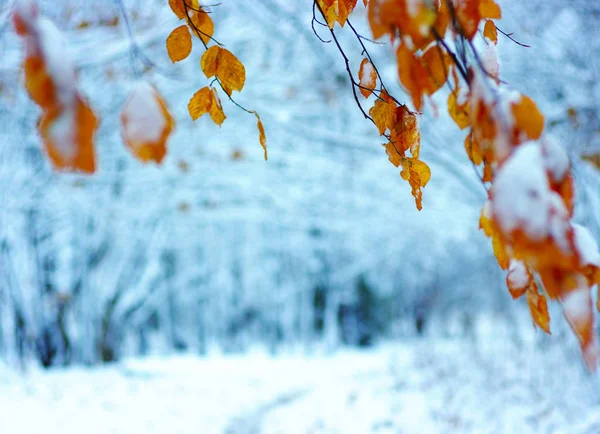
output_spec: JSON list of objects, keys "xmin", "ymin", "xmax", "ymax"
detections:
[{"xmin": 1, "ymin": 337, "xmax": 600, "ymax": 434}]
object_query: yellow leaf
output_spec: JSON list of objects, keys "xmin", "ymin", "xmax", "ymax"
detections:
[
  {"xmin": 188, "ymin": 86, "xmax": 226, "ymax": 126},
  {"xmin": 511, "ymin": 94, "xmax": 544, "ymax": 141},
  {"xmin": 421, "ymin": 45, "xmax": 451, "ymax": 95},
  {"xmin": 252, "ymin": 111, "xmax": 268, "ymax": 160},
  {"xmin": 369, "ymin": 91, "xmax": 397, "ymax": 135},
  {"xmin": 483, "ymin": 20, "xmax": 498, "ymax": 44},
  {"xmin": 189, "ymin": 10, "xmax": 214, "ymax": 44},
  {"xmin": 527, "ymin": 284, "xmax": 551, "ymax": 334},
  {"xmin": 358, "ymin": 58, "xmax": 377, "ymax": 98},
  {"xmin": 479, "ymin": 0, "xmax": 502, "ymax": 19},
  {"xmin": 166, "ymin": 25, "xmax": 192, "ymax": 63},
  {"xmin": 448, "ymin": 90, "xmax": 470, "ymax": 130},
  {"xmin": 200, "ymin": 46, "xmax": 246, "ymax": 96},
  {"xmin": 384, "ymin": 142, "xmax": 402, "ymax": 167}
]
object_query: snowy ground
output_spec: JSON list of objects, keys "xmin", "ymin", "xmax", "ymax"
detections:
[{"xmin": 2, "ymin": 335, "xmax": 600, "ymax": 434}]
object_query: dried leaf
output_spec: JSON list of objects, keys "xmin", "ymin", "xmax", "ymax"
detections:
[
  {"xmin": 358, "ymin": 58, "xmax": 377, "ymax": 98},
  {"xmin": 200, "ymin": 46, "xmax": 246, "ymax": 96},
  {"xmin": 252, "ymin": 110, "xmax": 268, "ymax": 160},
  {"xmin": 166, "ymin": 25, "xmax": 192, "ymax": 63},
  {"xmin": 483, "ymin": 19, "xmax": 498, "ymax": 44},
  {"xmin": 479, "ymin": 0, "xmax": 502, "ymax": 19},
  {"xmin": 188, "ymin": 86, "xmax": 226, "ymax": 126},
  {"xmin": 189, "ymin": 10, "xmax": 214, "ymax": 44},
  {"xmin": 511, "ymin": 94, "xmax": 544, "ymax": 141},
  {"xmin": 448, "ymin": 90, "xmax": 470, "ymax": 130},
  {"xmin": 369, "ymin": 91, "xmax": 397, "ymax": 135},
  {"xmin": 527, "ymin": 284, "xmax": 551, "ymax": 334}
]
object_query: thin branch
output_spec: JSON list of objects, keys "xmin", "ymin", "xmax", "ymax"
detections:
[{"xmin": 496, "ymin": 27, "xmax": 531, "ymax": 48}]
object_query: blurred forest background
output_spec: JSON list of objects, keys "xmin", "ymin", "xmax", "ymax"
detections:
[{"xmin": 0, "ymin": 0, "xmax": 599, "ymax": 368}]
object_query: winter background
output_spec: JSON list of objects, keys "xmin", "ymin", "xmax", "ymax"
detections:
[{"xmin": 1, "ymin": 0, "xmax": 600, "ymax": 433}]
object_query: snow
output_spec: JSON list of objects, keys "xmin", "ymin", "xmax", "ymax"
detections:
[
  {"xmin": 507, "ymin": 259, "xmax": 530, "ymax": 290},
  {"xmin": 36, "ymin": 17, "xmax": 77, "ymax": 105},
  {"xmin": 562, "ymin": 285, "xmax": 591, "ymax": 327},
  {"xmin": 573, "ymin": 224, "xmax": 600, "ymax": 267},
  {"xmin": 1, "ymin": 337, "xmax": 600, "ymax": 434},
  {"xmin": 481, "ymin": 43, "xmax": 500, "ymax": 79},
  {"xmin": 492, "ymin": 142, "xmax": 550, "ymax": 241},
  {"xmin": 121, "ymin": 81, "xmax": 167, "ymax": 145},
  {"xmin": 541, "ymin": 136, "xmax": 570, "ymax": 183}
]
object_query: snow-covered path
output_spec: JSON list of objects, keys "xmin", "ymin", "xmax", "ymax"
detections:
[{"xmin": 1, "ymin": 340, "xmax": 600, "ymax": 434}]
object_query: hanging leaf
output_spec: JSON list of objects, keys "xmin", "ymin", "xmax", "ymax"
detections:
[
  {"xmin": 189, "ymin": 10, "xmax": 214, "ymax": 44},
  {"xmin": 252, "ymin": 111, "xmax": 268, "ymax": 161},
  {"xmin": 483, "ymin": 20, "xmax": 498, "ymax": 44},
  {"xmin": 188, "ymin": 86, "xmax": 226, "ymax": 126},
  {"xmin": 200, "ymin": 46, "xmax": 246, "ymax": 96},
  {"xmin": 358, "ymin": 58, "xmax": 377, "ymax": 98},
  {"xmin": 527, "ymin": 284, "xmax": 551, "ymax": 334},
  {"xmin": 166, "ymin": 25, "xmax": 192, "ymax": 63},
  {"xmin": 120, "ymin": 82, "xmax": 175, "ymax": 164}
]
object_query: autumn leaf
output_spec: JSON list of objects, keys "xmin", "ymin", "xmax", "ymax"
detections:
[
  {"xmin": 369, "ymin": 91, "xmax": 397, "ymax": 135},
  {"xmin": 200, "ymin": 46, "xmax": 246, "ymax": 96},
  {"xmin": 400, "ymin": 157, "xmax": 430, "ymax": 211},
  {"xmin": 421, "ymin": 45, "xmax": 451, "ymax": 95},
  {"xmin": 358, "ymin": 58, "xmax": 377, "ymax": 98},
  {"xmin": 483, "ymin": 20, "xmax": 498, "ymax": 44},
  {"xmin": 526, "ymin": 284, "xmax": 551, "ymax": 334},
  {"xmin": 166, "ymin": 25, "xmax": 192, "ymax": 63},
  {"xmin": 479, "ymin": 0, "xmax": 502, "ymax": 19},
  {"xmin": 252, "ymin": 111, "xmax": 268, "ymax": 161},
  {"xmin": 188, "ymin": 86, "xmax": 226, "ymax": 126},
  {"xmin": 39, "ymin": 95, "xmax": 98, "ymax": 173},
  {"xmin": 384, "ymin": 142, "xmax": 402, "ymax": 167},
  {"xmin": 511, "ymin": 94, "xmax": 544, "ymax": 142},
  {"xmin": 169, "ymin": 0, "xmax": 199, "ymax": 19},
  {"xmin": 448, "ymin": 90, "xmax": 470, "ymax": 130},
  {"xmin": 120, "ymin": 82, "xmax": 175, "ymax": 164},
  {"xmin": 189, "ymin": 10, "xmax": 214, "ymax": 44}
]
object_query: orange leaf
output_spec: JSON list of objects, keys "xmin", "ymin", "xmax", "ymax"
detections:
[
  {"xmin": 511, "ymin": 94, "xmax": 544, "ymax": 141},
  {"xmin": 384, "ymin": 142, "xmax": 402, "ymax": 167},
  {"xmin": 200, "ymin": 46, "xmax": 246, "ymax": 96},
  {"xmin": 454, "ymin": 0, "xmax": 481, "ymax": 40},
  {"xmin": 448, "ymin": 90, "xmax": 470, "ymax": 130},
  {"xmin": 479, "ymin": 0, "xmax": 502, "ymax": 19},
  {"xmin": 483, "ymin": 20, "xmax": 498, "ymax": 44},
  {"xmin": 166, "ymin": 25, "xmax": 192, "ymax": 63},
  {"xmin": 527, "ymin": 284, "xmax": 551, "ymax": 334},
  {"xmin": 252, "ymin": 111, "xmax": 268, "ymax": 161},
  {"xmin": 188, "ymin": 86, "xmax": 226, "ymax": 126},
  {"xmin": 396, "ymin": 43, "xmax": 428, "ymax": 111},
  {"xmin": 358, "ymin": 58, "xmax": 377, "ymax": 98},
  {"xmin": 400, "ymin": 157, "xmax": 431, "ymax": 210},
  {"xmin": 39, "ymin": 95, "xmax": 98, "ymax": 173},
  {"xmin": 369, "ymin": 92, "xmax": 397, "ymax": 135},
  {"xmin": 189, "ymin": 10, "xmax": 214, "ymax": 44},
  {"xmin": 392, "ymin": 105, "xmax": 420, "ymax": 156},
  {"xmin": 169, "ymin": 0, "xmax": 186, "ymax": 19},
  {"xmin": 421, "ymin": 45, "xmax": 451, "ymax": 95},
  {"xmin": 120, "ymin": 82, "xmax": 174, "ymax": 164}
]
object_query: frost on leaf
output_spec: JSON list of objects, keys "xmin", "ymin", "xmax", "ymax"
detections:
[
  {"xmin": 166, "ymin": 25, "xmax": 192, "ymax": 63},
  {"xmin": 201, "ymin": 46, "xmax": 246, "ymax": 96},
  {"xmin": 506, "ymin": 260, "xmax": 532, "ymax": 299},
  {"xmin": 358, "ymin": 58, "xmax": 377, "ymax": 98},
  {"xmin": 120, "ymin": 82, "xmax": 175, "ymax": 164},
  {"xmin": 39, "ymin": 95, "xmax": 98, "ymax": 173},
  {"xmin": 188, "ymin": 86, "xmax": 226, "ymax": 126}
]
